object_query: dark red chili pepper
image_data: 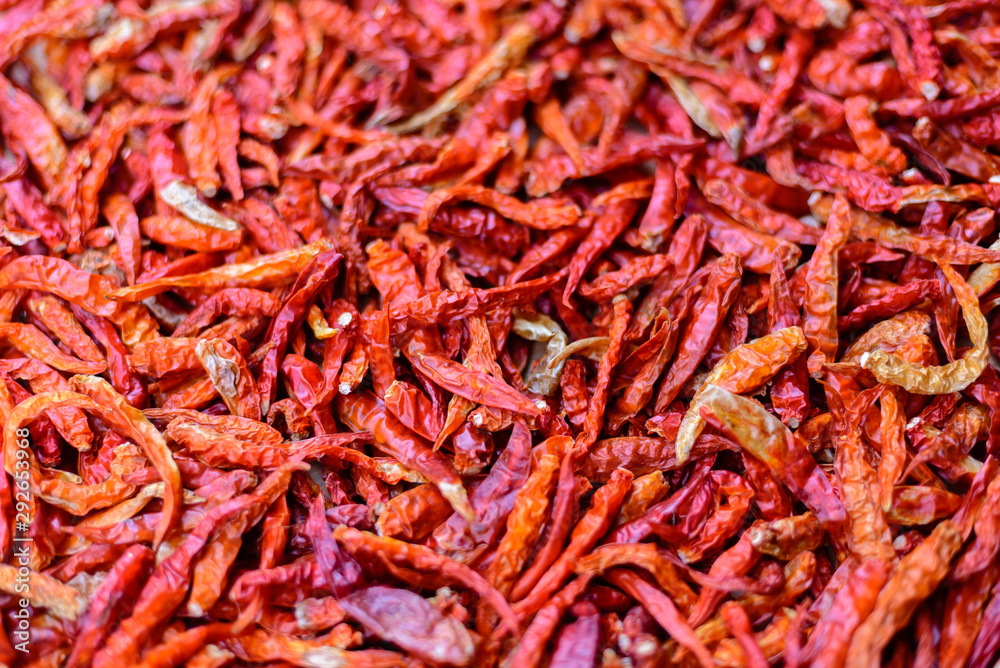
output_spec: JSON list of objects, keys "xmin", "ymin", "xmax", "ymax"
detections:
[{"xmin": 2, "ymin": 4, "xmax": 1000, "ymax": 665}]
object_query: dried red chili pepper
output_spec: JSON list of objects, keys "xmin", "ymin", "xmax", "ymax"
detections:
[
  {"xmin": 375, "ymin": 483, "xmax": 451, "ymax": 542},
  {"xmin": 847, "ymin": 521, "xmax": 965, "ymax": 665},
  {"xmin": 336, "ymin": 389, "xmax": 472, "ymax": 520},
  {"xmin": 6, "ymin": 4, "xmax": 1000, "ymax": 664},
  {"xmin": 699, "ymin": 384, "xmax": 848, "ymax": 533},
  {"xmin": 676, "ymin": 326, "xmax": 806, "ymax": 463},
  {"xmin": 863, "ymin": 262, "xmax": 988, "ymax": 394},
  {"xmin": 832, "ymin": 385, "xmax": 896, "ymax": 561},
  {"xmin": 606, "ymin": 569, "xmax": 714, "ymax": 668},
  {"xmin": 653, "ymin": 253, "xmax": 742, "ymax": 413},
  {"xmin": 64, "ymin": 544, "xmax": 154, "ymax": 668},
  {"xmin": 341, "ymin": 585, "xmax": 475, "ymax": 666},
  {"xmin": 513, "ymin": 468, "xmax": 632, "ymax": 618},
  {"xmin": 802, "ymin": 194, "xmax": 852, "ymax": 375},
  {"xmin": 434, "ymin": 420, "xmax": 534, "ymax": 560}
]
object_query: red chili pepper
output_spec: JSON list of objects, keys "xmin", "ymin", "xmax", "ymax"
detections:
[
  {"xmin": 513, "ymin": 467, "xmax": 632, "ymax": 619},
  {"xmin": 336, "ymin": 389, "xmax": 472, "ymax": 520},
  {"xmin": 64, "ymin": 544, "xmax": 154, "ymax": 668},
  {"xmin": 5, "ymin": 4, "xmax": 1000, "ymax": 663},
  {"xmin": 653, "ymin": 254, "xmax": 742, "ymax": 413}
]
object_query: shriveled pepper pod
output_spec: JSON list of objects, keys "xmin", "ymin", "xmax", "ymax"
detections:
[{"xmin": 3, "ymin": 1, "xmax": 1000, "ymax": 666}]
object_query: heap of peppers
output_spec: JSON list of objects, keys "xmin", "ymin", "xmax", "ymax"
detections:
[{"xmin": 4, "ymin": 0, "xmax": 1000, "ymax": 666}]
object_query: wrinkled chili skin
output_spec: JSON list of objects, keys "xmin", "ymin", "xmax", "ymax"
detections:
[
  {"xmin": 256, "ymin": 249, "xmax": 343, "ymax": 412},
  {"xmin": 5, "ymin": 2, "xmax": 1000, "ymax": 666},
  {"xmin": 653, "ymin": 253, "xmax": 742, "ymax": 413},
  {"xmin": 72, "ymin": 305, "xmax": 148, "ymax": 408}
]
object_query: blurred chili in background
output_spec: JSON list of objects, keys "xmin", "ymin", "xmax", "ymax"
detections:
[{"xmin": 0, "ymin": 0, "xmax": 1000, "ymax": 666}]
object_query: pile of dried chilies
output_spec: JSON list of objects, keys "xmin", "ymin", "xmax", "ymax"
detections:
[{"xmin": 5, "ymin": 0, "xmax": 1000, "ymax": 666}]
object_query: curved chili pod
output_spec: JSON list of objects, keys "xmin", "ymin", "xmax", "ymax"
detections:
[
  {"xmin": 4, "ymin": 378, "xmax": 181, "ymax": 549},
  {"xmin": 697, "ymin": 384, "xmax": 848, "ymax": 534},
  {"xmin": 676, "ymin": 326, "xmax": 806, "ymax": 463},
  {"xmin": 333, "ymin": 526, "xmax": 521, "ymax": 639},
  {"xmin": 109, "ymin": 239, "xmax": 335, "ymax": 302},
  {"xmin": 861, "ymin": 261, "xmax": 987, "ymax": 394},
  {"xmin": 336, "ymin": 389, "xmax": 473, "ymax": 521},
  {"xmin": 0, "ymin": 255, "xmax": 160, "ymax": 347}
]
